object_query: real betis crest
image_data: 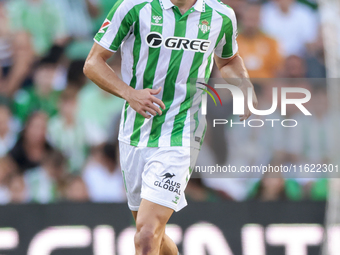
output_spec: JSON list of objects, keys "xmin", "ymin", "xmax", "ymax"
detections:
[{"xmin": 198, "ymin": 20, "xmax": 211, "ymax": 34}]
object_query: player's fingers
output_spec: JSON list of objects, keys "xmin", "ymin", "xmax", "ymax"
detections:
[
  {"xmin": 151, "ymin": 96, "xmax": 165, "ymax": 110},
  {"xmin": 145, "ymin": 106, "xmax": 158, "ymax": 116},
  {"xmin": 240, "ymin": 113, "xmax": 251, "ymax": 121},
  {"xmin": 138, "ymin": 109, "xmax": 151, "ymax": 119},
  {"xmin": 149, "ymin": 87, "xmax": 162, "ymax": 95},
  {"xmin": 148, "ymin": 103, "xmax": 162, "ymax": 115}
]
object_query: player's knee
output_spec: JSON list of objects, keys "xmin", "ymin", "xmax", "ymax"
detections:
[{"xmin": 135, "ymin": 223, "xmax": 161, "ymax": 253}]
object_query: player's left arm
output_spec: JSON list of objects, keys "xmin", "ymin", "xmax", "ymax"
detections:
[
  {"xmin": 213, "ymin": 5, "xmax": 257, "ymax": 121},
  {"xmin": 214, "ymin": 53, "xmax": 258, "ymax": 121}
]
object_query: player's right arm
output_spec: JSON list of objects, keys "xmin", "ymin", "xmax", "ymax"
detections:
[
  {"xmin": 83, "ymin": 0, "xmax": 165, "ymax": 119},
  {"xmin": 84, "ymin": 44, "xmax": 165, "ymax": 119}
]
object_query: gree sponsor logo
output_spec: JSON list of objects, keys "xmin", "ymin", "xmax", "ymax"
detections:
[{"xmin": 145, "ymin": 32, "xmax": 211, "ymax": 52}]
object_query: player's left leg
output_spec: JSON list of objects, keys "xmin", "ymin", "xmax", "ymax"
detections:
[
  {"xmin": 160, "ymin": 233, "xmax": 178, "ymax": 255},
  {"xmin": 132, "ymin": 208, "xmax": 178, "ymax": 255},
  {"xmin": 134, "ymin": 199, "xmax": 177, "ymax": 255}
]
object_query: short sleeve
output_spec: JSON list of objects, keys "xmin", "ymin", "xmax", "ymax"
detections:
[
  {"xmin": 94, "ymin": 0, "xmax": 136, "ymax": 52},
  {"xmin": 214, "ymin": 8, "xmax": 239, "ymax": 59}
]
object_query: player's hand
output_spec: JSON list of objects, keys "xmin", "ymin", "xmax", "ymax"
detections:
[
  {"xmin": 126, "ymin": 87, "xmax": 165, "ymax": 119},
  {"xmin": 239, "ymin": 82, "xmax": 257, "ymax": 121}
]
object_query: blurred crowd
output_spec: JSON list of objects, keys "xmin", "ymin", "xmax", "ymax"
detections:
[{"xmin": 0, "ymin": 0, "xmax": 329, "ymax": 204}]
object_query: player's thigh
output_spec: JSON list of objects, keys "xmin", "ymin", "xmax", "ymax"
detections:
[
  {"xmin": 119, "ymin": 141, "xmax": 146, "ymax": 211},
  {"xmin": 141, "ymin": 146, "xmax": 199, "ymax": 212},
  {"xmin": 132, "ymin": 211, "xmax": 138, "ymax": 221}
]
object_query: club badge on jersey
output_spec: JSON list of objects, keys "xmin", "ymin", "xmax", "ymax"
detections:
[{"xmin": 198, "ymin": 20, "xmax": 211, "ymax": 34}]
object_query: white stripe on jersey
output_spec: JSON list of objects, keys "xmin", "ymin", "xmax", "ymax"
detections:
[
  {"xmin": 158, "ymin": 12, "xmax": 201, "ymax": 147},
  {"xmin": 122, "ymin": 4, "xmax": 152, "ymax": 145},
  {"xmin": 138, "ymin": 9, "xmax": 176, "ymax": 146}
]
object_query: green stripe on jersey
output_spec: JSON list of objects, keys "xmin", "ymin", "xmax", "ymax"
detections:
[
  {"xmin": 216, "ymin": 11, "xmax": 234, "ymax": 58},
  {"xmin": 130, "ymin": 0, "xmax": 163, "ymax": 145},
  {"xmin": 147, "ymin": 11, "xmax": 188, "ymax": 147},
  {"xmin": 110, "ymin": 3, "xmax": 148, "ymax": 51},
  {"xmin": 170, "ymin": 5, "xmax": 213, "ymax": 146},
  {"xmin": 123, "ymin": 2, "xmax": 149, "ymax": 132}
]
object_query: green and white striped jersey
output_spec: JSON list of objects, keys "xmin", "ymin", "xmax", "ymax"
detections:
[{"xmin": 94, "ymin": 0, "xmax": 238, "ymax": 148}]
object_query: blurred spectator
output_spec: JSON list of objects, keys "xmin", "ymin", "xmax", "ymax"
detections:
[
  {"xmin": 9, "ymin": 111, "xmax": 52, "ymax": 173},
  {"xmin": 48, "ymin": 87, "xmax": 104, "ymax": 173},
  {"xmin": 238, "ymin": 3, "xmax": 282, "ymax": 78},
  {"xmin": 64, "ymin": 175, "xmax": 89, "ymax": 202},
  {"xmin": 55, "ymin": 0, "xmax": 100, "ymax": 60},
  {"xmin": 78, "ymin": 84, "xmax": 124, "ymax": 138},
  {"xmin": 56, "ymin": 0, "xmax": 99, "ymax": 40},
  {"xmin": 310, "ymin": 178, "xmax": 328, "ymax": 201},
  {"xmin": 13, "ymin": 59, "xmax": 60, "ymax": 124},
  {"xmin": 47, "ymin": 87, "xmax": 87, "ymax": 172},
  {"xmin": 222, "ymin": 0, "xmax": 247, "ymax": 19},
  {"xmin": 83, "ymin": 143, "xmax": 126, "ymax": 203},
  {"xmin": 8, "ymin": 174, "xmax": 28, "ymax": 203},
  {"xmin": 248, "ymin": 172, "xmax": 302, "ymax": 201},
  {"xmin": 284, "ymin": 85, "xmax": 332, "ymax": 196},
  {"xmin": 0, "ymin": 157, "xmax": 17, "ymax": 204},
  {"xmin": 287, "ymin": 86, "xmax": 331, "ymax": 165},
  {"xmin": 261, "ymin": 0, "xmax": 318, "ymax": 56},
  {"xmin": 67, "ymin": 60, "xmax": 87, "ymax": 90},
  {"xmin": 25, "ymin": 150, "xmax": 67, "ymax": 203},
  {"xmin": 0, "ymin": 104, "xmax": 17, "ymax": 157},
  {"xmin": 0, "ymin": 1, "xmax": 12, "ymax": 78},
  {"xmin": 0, "ymin": 1, "xmax": 34, "ymax": 97},
  {"xmin": 6, "ymin": 0, "xmax": 67, "ymax": 56},
  {"xmin": 280, "ymin": 55, "xmax": 307, "ymax": 78},
  {"xmin": 305, "ymin": 31, "xmax": 326, "ymax": 78},
  {"xmin": 93, "ymin": 0, "xmax": 118, "ymax": 30},
  {"xmin": 185, "ymin": 179, "xmax": 221, "ymax": 202}
]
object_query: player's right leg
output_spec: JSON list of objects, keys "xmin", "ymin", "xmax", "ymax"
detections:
[
  {"xmin": 120, "ymin": 142, "xmax": 198, "ymax": 254},
  {"xmin": 132, "ymin": 207, "xmax": 178, "ymax": 255}
]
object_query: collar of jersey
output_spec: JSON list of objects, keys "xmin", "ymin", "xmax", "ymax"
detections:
[{"xmin": 159, "ymin": 0, "xmax": 205, "ymax": 12}]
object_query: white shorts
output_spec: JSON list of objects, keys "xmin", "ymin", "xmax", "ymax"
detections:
[{"xmin": 119, "ymin": 141, "xmax": 200, "ymax": 212}]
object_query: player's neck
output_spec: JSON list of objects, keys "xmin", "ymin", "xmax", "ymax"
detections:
[{"xmin": 171, "ymin": 0, "xmax": 197, "ymax": 14}]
